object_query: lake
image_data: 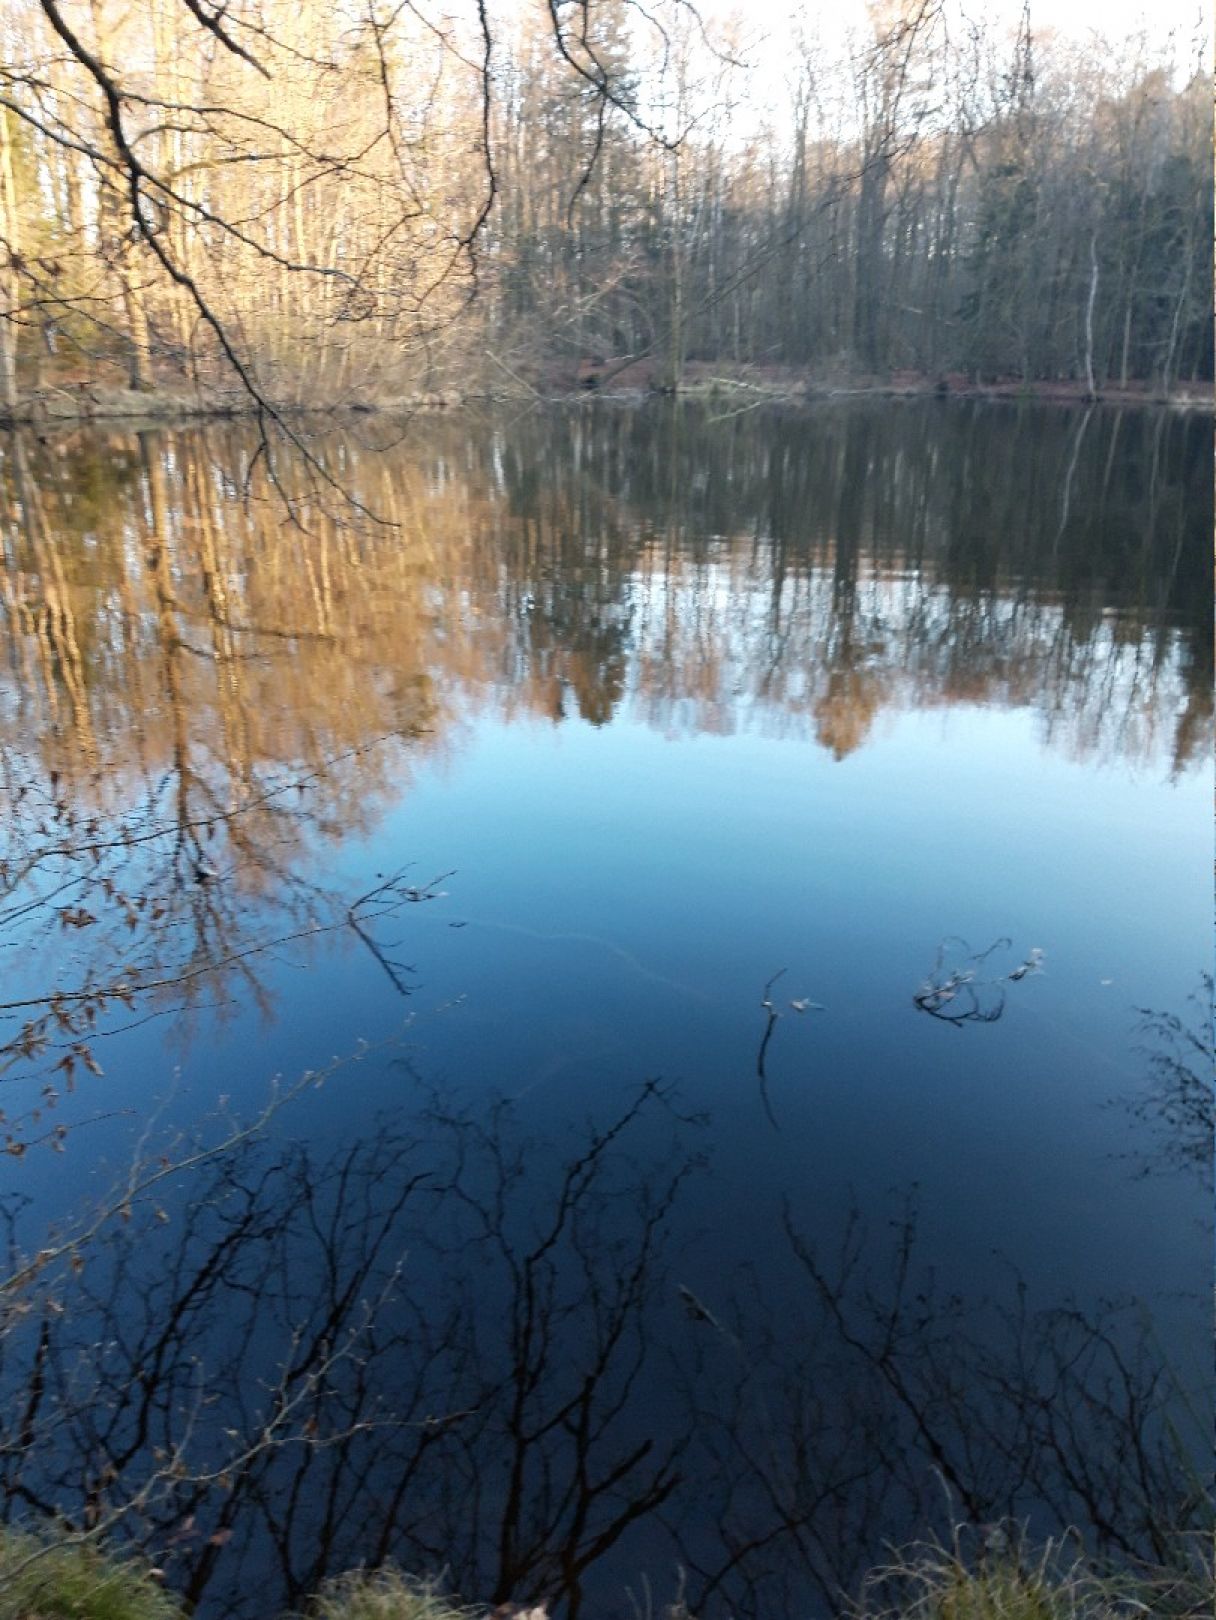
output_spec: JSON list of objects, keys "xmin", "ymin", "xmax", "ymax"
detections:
[{"xmin": 0, "ymin": 400, "xmax": 1210, "ymax": 1618}]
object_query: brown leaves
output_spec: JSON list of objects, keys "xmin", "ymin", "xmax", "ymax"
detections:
[
  {"xmin": 57, "ymin": 906, "xmax": 98, "ymax": 929},
  {"xmin": 53, "ymin": 1043, "xmax": 103, "ymax": 1085}
]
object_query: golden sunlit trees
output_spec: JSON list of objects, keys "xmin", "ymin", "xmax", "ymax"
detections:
[{"xmin": 0, "ymin": 1, "xmax": 1210, "ymax": 407}]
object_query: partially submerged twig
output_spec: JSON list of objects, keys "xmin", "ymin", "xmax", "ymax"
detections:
[
  {"xmin": 913, "ymin": 937, "xmax": 1043, "ymax": 1028},
  {"xmin": 346, "ymin": 868, "xmax": 452, "ymax": 997},
  {"xmin": 756, "ymin": 968, "xmax": 786, "ymax": 1130}
]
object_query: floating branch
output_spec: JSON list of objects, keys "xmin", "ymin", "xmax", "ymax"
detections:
[{"xmin": 913, "ymin": 936, "xmax": 1043, "ymax": 1028}]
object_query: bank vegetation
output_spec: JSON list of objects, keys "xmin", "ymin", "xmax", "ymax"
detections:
[
  {"xmin": 1, "ymin": 1522, "xmax": 1210, "ymax": 1620},
  {"xmin": 0, "ymin": 0, "xmax": 1210, "ymax": 417}
]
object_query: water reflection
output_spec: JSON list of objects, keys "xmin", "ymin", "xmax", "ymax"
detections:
[
  {"xmin": 0, "ymin": 1083, "xmax": 1205, "ymax": 1620},
  {"xmin": 0, "ymin": 403, "xmax": 1210, "ymax": 1618},
  {"xmin": 1, "ymin": 404, "xmax": 1209, "ymax": 798},
  {"xmin": 2, "ymin": 402, "xmax": 1208, "ymax": 1132},
  {"xmin": 1114, "ymin": 974, "xmax": 1213, "ymax": 1187}
]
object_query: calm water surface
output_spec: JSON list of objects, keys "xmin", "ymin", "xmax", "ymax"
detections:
[{"xmin": 0, "ymin": 402, "xmax": 1210, "ymax": 1617}]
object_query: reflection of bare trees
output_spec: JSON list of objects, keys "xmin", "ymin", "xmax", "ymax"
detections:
[
  {"xmin": 1, "ymin": 404, "xmax": 1209, "ymax": 801},
  {"xmin": 0, "ymin": 730, "xmax": 446, "ymax": 1157},
  {"xmin": 0, "ymin": 1083, "xmax": 703, "ymax": 1619},
  {"xmin": 0, "ymin": 398, "xmax": 1205, "ymax": 1141},
  {"xmin": 671, "ymin": 1200, "xmax": 1209, "ymax": 1618},
  {"xmin": 0, "ymin": 425, "xmax": 445, "ymax": 1140},
  {"xmin": 1115, "ymin": 975, "xmax": 1213, "ymax": 1186},
  {"xmin": 0, "ymin": 1088, "xmax": 1205, "ymax": 1620}
]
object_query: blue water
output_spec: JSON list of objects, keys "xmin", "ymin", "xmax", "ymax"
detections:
[{"xmin": 0, "ymin": 401, "xmax": 1209, "ymax": 1616}]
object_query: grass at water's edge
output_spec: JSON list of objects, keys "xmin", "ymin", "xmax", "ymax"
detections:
[
  {"xmin": 304, "ymin": 1570, "xmax": 486, "ymax": 1620},
  {"xmin": 850, "ymin": 1529, "xmax": 1213, "ymax": 1619},
  {"xmin": 0, "ymin": 1526, "xmax": 182, "ymax": 1620},
  {"xmin": 0, "ymin": 1525, "xmax": 1209, "ymax": 1620}
]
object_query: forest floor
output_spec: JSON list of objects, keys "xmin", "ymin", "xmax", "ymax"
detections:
[{"xmin": 2, "ymin": 361, "xmax": 1210, "ymax": 424}]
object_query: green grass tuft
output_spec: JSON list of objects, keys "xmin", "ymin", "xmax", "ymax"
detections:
[
  {"xmin": 305, "ymin": 1568, "xmax": 481, "ymax": 1620},
  {"xmin": 852, "ymin": 1526, "xmax": 1213, "ymax": 1620},
  {"xmin": 0, "ymin": 1525, "xmax": 183, "ymax": 1620}
]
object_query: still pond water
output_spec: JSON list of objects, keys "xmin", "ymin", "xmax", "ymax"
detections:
[{"xmin": 0, "ymin": 401, "xmax": 1211, "ymax": 1618}]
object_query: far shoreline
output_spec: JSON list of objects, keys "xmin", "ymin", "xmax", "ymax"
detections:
[{"xmin": 1, "ymin": 367, "xmax": 1210, "ymax": 429}]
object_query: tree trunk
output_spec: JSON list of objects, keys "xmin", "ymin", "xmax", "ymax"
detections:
[
  {"xmin": 1082, "ymin": 231, "xmax": 1098, "ymax": 399},
  {"xmin": 122, "ymin": 272, "xmax": 154, "ymax": 391},
  {"xmin": 0, "ymin": 109, "xmax": 20, "ymax": 412}
]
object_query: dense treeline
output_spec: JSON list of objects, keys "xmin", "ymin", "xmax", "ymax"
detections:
[
  {"xmin": 489, "ymin": 3, "xmax": 1212, "ymax": 393},
  {"xmin": 0, "ymin": 0, "xmax": 1210, "ymax": 408}
]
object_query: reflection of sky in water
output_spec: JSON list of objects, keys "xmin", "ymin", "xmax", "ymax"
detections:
[
  {"xmin": 345, "ymin": 706, "xmax": 1208, "ymax": 1291},
  {"xmin": 20, "ymin": 699, "xmax": 1205, "ymax": 1342},
  {"xmin": 2, "ymin": 400, "xmax": 1209, "ymax": 1316},
  {"xmin": 0, "ymin": 402, "xmax": 1210, "ymax": 1617}
]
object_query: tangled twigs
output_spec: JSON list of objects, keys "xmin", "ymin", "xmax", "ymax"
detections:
[{"xmin": 913, "ymin": 936, "xmax": 1044, "ymax": 1028}]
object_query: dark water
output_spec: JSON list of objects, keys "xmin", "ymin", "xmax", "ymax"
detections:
[{"xmin": 0, "ymin": 401, "xmax": 1210, "ymax": 1617}]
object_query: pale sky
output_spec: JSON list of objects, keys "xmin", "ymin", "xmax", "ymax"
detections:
[
  {"xmin": 727, "ymin": 0, "xmax": 1211, "ymax": 45},
  {"xmin": 704, "ymin": 0, "xmax": 1211, "ymax": 75},
  {"xmin": 663, "ymin": 0, "xmax": 1212, "ymax": 144}
]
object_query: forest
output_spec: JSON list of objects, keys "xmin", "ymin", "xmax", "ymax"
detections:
[{"xmin": 0, "ymin": 0, "xmax": 1211, "ymax": 414}]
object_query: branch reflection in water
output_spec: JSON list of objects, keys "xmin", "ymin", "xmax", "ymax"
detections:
[
  {"xmin": 0, "ymin": 1075, "xmax": 1206, "ymax": 1619},
  {"xmin": 1, "ymin": 401, "xmax": 1208, "ymax": 1145},
  {"xmin": 0, "ymin": 402, "xmax": 1209, "ymax": 1618}
]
